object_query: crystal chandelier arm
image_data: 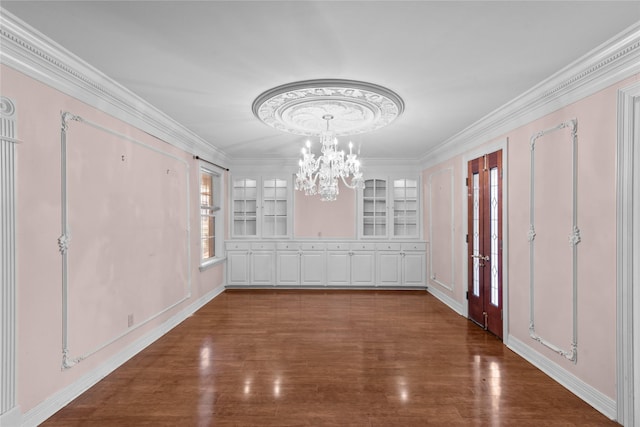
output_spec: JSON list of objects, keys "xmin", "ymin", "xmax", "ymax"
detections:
[{"xmin": 340, "ymin": 173, "xmax": 365, "ymax": 190}]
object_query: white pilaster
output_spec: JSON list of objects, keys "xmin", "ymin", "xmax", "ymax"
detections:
[{"xmin": 1, "ymin": 95, "xmax": 18, "ymax": 417}]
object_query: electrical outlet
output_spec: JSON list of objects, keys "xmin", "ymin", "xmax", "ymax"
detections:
[{"xmin": 127, "ymin": 314, "xmax": 134, "ymax": 327}]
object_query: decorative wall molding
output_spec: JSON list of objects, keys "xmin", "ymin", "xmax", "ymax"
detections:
[
  {"xmin": 420, "ymin": 23, "xmax": 640, "ymax": 170},
  {"xmin": 616, "ymin": 81, "xmax": 640, "ymax": 426},
  {"xmin": 18, "ymin": 284, "xmax": 226, "ymax": 427},
  {"xmin": 1, "ymin": 95, "xmax": 18, "ymax": 417},
  {"xmin": 428, "ymin": 168, "xmax": 455, "ymax": 291},
  {"xmin": 507, "ymin": 335, "xmax": 616, "ymax": 420},
  {"xmin": 60, "ymin": 112, "xmax": 192, "ymax": 369},
  {"xmin": 528, "ymin": 119, "xmax": 579, "ymax": 363},
  {"xmin": 0, "ymin": 9, "xmax": 230, "ymax": 168}
]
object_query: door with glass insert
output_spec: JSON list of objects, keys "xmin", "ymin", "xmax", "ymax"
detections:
[{"xmin": 467, "ymin": 150, "xmax": 503, "ymax": 339}]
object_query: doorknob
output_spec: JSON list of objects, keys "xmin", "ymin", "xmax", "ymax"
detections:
[{"xmin": 471, "ymin": 254, "xmax": 490, "ymax": 262}]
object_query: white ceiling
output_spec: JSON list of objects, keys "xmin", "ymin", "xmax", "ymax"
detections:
[{"xmin": 3, "ymin": 1, "xmax": 639, "ymax": 161}]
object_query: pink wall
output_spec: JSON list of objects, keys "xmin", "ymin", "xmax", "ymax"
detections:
[
  {"xmin": 423, "ymin": 73, "xmax": 640, "ymax": 400},
  {"xmin": 2, "ymin": 64, "xmax": 225, "ymax": 413},
  {"xmin": 506, "ymin": 78, "xmax": 637, "ymax": 397},
  {"xmin": 423, "ymin": 161, "xmax": 464, "ymax": 303},
  {"xmin": 293, "ymin": 181, "xmax": 357, "ymax": 238}
]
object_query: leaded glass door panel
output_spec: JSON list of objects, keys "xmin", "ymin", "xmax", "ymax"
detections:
[{"xmin": 467, "ymin": 150, "xmax": 503, "ymax": 339}]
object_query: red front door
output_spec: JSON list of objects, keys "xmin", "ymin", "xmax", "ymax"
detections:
[{"xmin": 467, "ymin": 150, "xmax": 503, "ymax": 339}]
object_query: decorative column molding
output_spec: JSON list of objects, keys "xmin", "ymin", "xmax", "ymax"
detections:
[
  {"xmin": 616, "ymin": 81, "xmax": 640, "ymax": 426},
  {"xmin": 1, "ymin": 95, "xmax": 18, "ymax": 416}
]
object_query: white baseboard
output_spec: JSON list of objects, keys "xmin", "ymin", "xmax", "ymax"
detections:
[
  {"xmin": 427, "ymin": 286, "xmax": 467, "ymax": 317},
  {"xmin": 507, "ymin": 335, "xmax": 617, "ymax": 421},
  {"xmin": 0, "ymin": 405, "xmax": 22, "ymax": 427},
  {"xmin": 15, "ymin": 284, "xmax": 225, "ymax": 427}
]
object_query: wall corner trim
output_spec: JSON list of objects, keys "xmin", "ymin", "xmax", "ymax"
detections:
[{"xmin": 507, "ymin": 335, "xmax": 616, "ymax": 421}]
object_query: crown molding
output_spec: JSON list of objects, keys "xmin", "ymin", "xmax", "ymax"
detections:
[
  {"xmin": 420, "ymin": 22, "xmax": 640, "ymax": 169},
  {"xmin": 0, "ymin": 9, "xmax": 230, "ymax": 168}
]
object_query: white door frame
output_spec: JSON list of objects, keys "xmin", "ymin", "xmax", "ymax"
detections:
[
  {"xmin": 461, "ymin": 138, "xmax": 509, "ymax": 341},
  {"xmin": 616, "ymin": 81, "xmax": 640, "ymax": 426}
]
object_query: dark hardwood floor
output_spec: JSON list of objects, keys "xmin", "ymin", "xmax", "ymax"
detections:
[{"xmin": 42, "ymin": 290, "xmax": 618, "ymax": 426}]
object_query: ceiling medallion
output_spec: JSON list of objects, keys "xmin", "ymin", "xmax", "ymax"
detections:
[
  {"xmin": 252, "ymin": 79, "xmax": 404, "ymax": 136},
  {"xmin": 252, "ymin": 79, "xmax": 404, "ymax": 202}
]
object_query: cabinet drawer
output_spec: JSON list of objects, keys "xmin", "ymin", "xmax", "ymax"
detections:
[
  {"xmin": 350, "ymin": 242, "xmax": 376, "ymax": 251},
  {"xmin": 277, "ymin": 242, "xmax": 299, "ymax": 250},
  {"xmin": 326, "ymin": 242, "xmax": 348, "ymax": 251},
  {"xmin": 226, "ymin": 242, "xmax": 250, "ymax": 251},
  {"xmin": 376, "ymin": 242, "xmax": 402, "ymax": 251},
  {"xmin": 300, "ymin": 242, "xmax": 325, "ymax": 251},
  {"xmin": 251, "ymin": 242, "xmax": 276, "ymax": 250},
  {"xmin": 401, "ymin": 242, "xmax": 426, "ymax": 251}
]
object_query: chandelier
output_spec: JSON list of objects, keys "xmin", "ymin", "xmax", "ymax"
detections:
[
  {"xmin": 295, "ymin": 114, "xmax": 364, "ymax": 201},
  {"xmin": 252, "ymin": 79, "xmax": 404, "ymax": 201}
]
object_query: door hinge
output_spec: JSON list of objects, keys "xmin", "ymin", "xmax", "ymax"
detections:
[
  {"xmin": 466, "ymin": 291, "xmax": 469, "ymax": 300},
  {"xmin": 465, "ymin": 234, "xmax": 468, "ymax": 243},
  {"xmin": 465, "ymin": 177, "xmax": 469, "ymax": 187}
]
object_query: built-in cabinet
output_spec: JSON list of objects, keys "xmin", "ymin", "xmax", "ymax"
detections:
[
  {"xmin": 227, "ymin": 172, "xmax": 424, "ymax": 289},
  {"xmin": 232, "ymin": 177, "xmax": 291, "ymax": 238},
  {"xmin": 375, "ymin": 242, "xmax": 426, "ymax": 286},
  {"xmin": 358, "ymin": 176, "xmax": 420, "ymax": 239},
  {"xmin": 226, "ymin": 241, "xmax": 276, "ymax": 286},
  {"xmin": 326, "ymin": 242, "xmax": 376, "ymax": 286},
  {"xmin": 226, "ymin": 240, "xmax": 426, "ymax": 288}
]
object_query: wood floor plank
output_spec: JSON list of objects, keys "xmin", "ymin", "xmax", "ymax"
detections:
[{"xmin": 41, "ymin": 290, "xmax": 618, "ymax": 426}]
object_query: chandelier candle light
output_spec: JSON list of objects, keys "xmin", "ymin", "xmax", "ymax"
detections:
[{"xmin": 252, "ymin": 79, "xmax": 404, "ymax": 201}]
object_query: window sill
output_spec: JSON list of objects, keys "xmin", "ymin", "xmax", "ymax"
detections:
[{"xmin": 199, "ymin": 257, "xmax": 226, "ymax": 272}]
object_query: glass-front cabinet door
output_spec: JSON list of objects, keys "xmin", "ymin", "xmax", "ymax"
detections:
[
  {"xmin": 262, "ymin": 178, "xmax": 288, "ymax": 237},
  {"xmin": 231, "ymin": 176, "xmax": 291, "ymax": 238},
  {"xmin": 232, "ymin": 178, "xmax": 258, "ymax": 237},
  {"xmin": 392, "ymin": 179, "xmax": 418, "ymax": 237},
  {"xmin": 359, "ymin": 175, "xmax": 420, "ymax": 239},
  {"xmin": 362, "ymin": 179, "xmax": 387, "ymax": 237}
]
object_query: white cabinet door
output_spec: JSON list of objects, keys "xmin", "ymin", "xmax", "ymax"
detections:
[
  {"xmin": 402, "ymin": 252, "xmax": 425, "ymax": 286},
  {"xmin": 251, "ymin": 251, "xmax": 275, "ymax": 285},
  {"xmin": 277, "ymin": 251, "xmax": 299, "ymax": 286},
  {"xmin": 377, "ymin": 252, "xmax": 402, "ymax": 286},
  {"xmin": 401, "ymin": 242, "xmax": 426, "ymax": 286},
  {"xmin": 301, "ymin": 251, "xmax": 325, "ymax": 286},
  {"xmin": 326, "ymin": 251, "xmax": 350, "ymax": 286},
  {"xmin": 227, "ymin": 251, "xmax": 249, "ymax": 285},
  {"xmin": 351, "ymin": 251, "xmax": 375, "ymax": 286}
]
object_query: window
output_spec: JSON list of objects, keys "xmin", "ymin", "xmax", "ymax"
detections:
[{"xmin": 200, "ymin": 167, "xmax": 222, "ymax": 266}]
